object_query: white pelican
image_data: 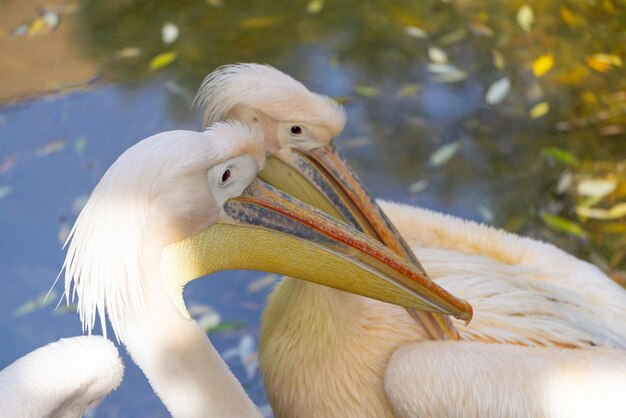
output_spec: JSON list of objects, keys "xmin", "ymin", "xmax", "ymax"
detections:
[
  {"xmin": 0, "ymin": 336, "xmax": 123, "ymax": 418},
  {"xmin": 61, "ymin": 121, "xmax": 470, "ymax": 417},
  {"xmin": 196, "ymin": 64, "xmax": 626, "ymax": 417},
  {"xmin": 196, "ymin": 63, "xmax": 458, "ymax": 340}
]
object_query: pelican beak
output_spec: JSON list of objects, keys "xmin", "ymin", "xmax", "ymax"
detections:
[
  {"xmin": 160, "ymin": 179, "xmax": 472, "ymax": 323},
  {"xmin": 259, "ymin": 143, "xmax": 463, "ymax": 339}
]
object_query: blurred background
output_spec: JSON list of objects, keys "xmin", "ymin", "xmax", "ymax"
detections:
[{"xmin": 0, "ymin": 0, "xmax": 624, "ymax": 416}]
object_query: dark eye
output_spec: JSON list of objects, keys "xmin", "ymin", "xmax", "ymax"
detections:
[
  {"xmin": 290, "ymin": 125, "xmax": 302, "ymax": 135},
  {"xmin": 220, "ymin": 169, "xmax": 231, "ymax": 183}
]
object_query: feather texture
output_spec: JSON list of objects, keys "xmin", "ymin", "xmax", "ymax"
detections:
[{"xmin": 62, "ymin": 123, "xmax": 265, "ymax": 341}]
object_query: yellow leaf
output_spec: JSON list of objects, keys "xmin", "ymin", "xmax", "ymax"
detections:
[
  {"xmin": 532, "ymin": 54, "xmax": 554, "ymax": 77},
  {"xmin": 576, "ymin": 203, "xmax": 626, "ymax": 220},
  {"xmin": 28, "ymin": 17, "xmax": 49, "ymax": 37},
  {"xmin": 586, "ymin": 54, "xmax": 622, "ymax": 72},
  {"xmin": 307, "ymin": 0, "xmax": 324, "ymax": 14},
  {"xmin": 149, "ymin": 51, "xmax": 177, "ymax": 71},
  {"xmin": 529, "ymin": 102, "xmax": 550, "ymax": 118},
  {"xmin": 560, "ymin": 6, "xmax": 584, "ymax": 27},
  {"xmin": 239, "ymin": 16, "xmax": 282, "ymax": 29}
]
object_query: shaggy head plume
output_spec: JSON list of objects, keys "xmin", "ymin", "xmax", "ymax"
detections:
[
  {"xmin": 195, "ymin": 63, "xmax": 346, "ymax": 137},
  {"xmin": 62, "ymin": 122, "xmax": 265, "ymax": 341}
]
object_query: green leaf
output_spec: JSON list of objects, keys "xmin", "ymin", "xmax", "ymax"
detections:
[
  {"xmin": 208, "ymin": 321, "xmax": 246, "ymax": 334},
  {"xmin": 541, "ymin": 147, "xmax": 578, "ymax": 165},
  {"xmin": 540, "ymin": 212, "xmax": 586, "ymax": 237},
  {"xmin": 13, "ymin": 291, "xmax": 58, "ymax": 317},
  {"xmin": 354, "ymin": 85, "xmax": 379, "ymax": 97}
]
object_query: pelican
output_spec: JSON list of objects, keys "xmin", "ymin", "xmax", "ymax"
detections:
[
  {"xmin": 0, "ymin": 336, "xmax": 123, "ymax": 418},
  {"xmin": 61, "ymin": 121, "xmax": 470, "ymax": 417},
  {"xmin": 196, "ymin": 64, "xmax": 626, "ymax": 417}
]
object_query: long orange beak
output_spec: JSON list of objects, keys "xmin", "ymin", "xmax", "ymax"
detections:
[
  {"xmin": 259, "ymin": 143, "xmax": 464, "ymax": 339},
  {"xmin": 161, "ymin": 179, "xmax": 472, "ymax": 323}
]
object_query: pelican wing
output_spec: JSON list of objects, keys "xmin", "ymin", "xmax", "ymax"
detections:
[
  {"xmin": 380, "ymin": 201, "xmax": 626, "ymax": 349},
  {"xmin": 384, "ymin": 340, "xmax": 626, "ymax": 418}
]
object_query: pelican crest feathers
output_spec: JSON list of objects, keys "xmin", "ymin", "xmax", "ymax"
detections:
[
  {"xmin": 62, "ymin": 122, "xmax": 265, "ymax": 341},
  {"xmin": 195, "ymin": 63, "xmax": 346, "ymax": 136}
]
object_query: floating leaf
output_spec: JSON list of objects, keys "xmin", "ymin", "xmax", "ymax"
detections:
[
  {"xmin": 479, "ymin": 206, "xmax": 494, "ymax": 223},
  {"xmin": 42, "ymin": 10, "xmax": 60, "ymax": 29},
  {"xmin": 149, "ymin": 51, "xmax": 177, "ymax": 71},
  {"xmin": 585, "ymin": 54, "xmax": 622, "ymax": 72},
  {"xmin": 533, "ymin": 54, "xmax": 554, "ymax": 77},
  {"xmin": 541, "ymin": 147, "xmax": 578, "ymax": 165},
  {"xmin": 221, "ymin": 334, "xmax": 257, "ymax": 379},
  {"xmin": 206, "ymin": 0, "xmax": 223, "ymax": 7},
  {"xmin": 395, "ymin": 83, "xmax": 421, "ymax": 98},
  {"xmin": 517, "ymin": 5, "xmax": 534, "ymax": 32},
  {"xmin": 492, "ymin": 50, "xmax": 506, "ymax": 70},
  {"xmin": 354, "ymin": 85, "xmax": 379, "ymax": 97},
  {"xmin": 74, "ymin": 137, "xmax": 87, "ymax": 155},
  {"xmin": 427, "ymin": 64, "xmax": 467, "ymax": 83},
  {"xmin": 485, "ymin": 77, "xmax": 511, "ymax": 105},
  {"xmin": 71, "ymin": 195, "xmax": 89, "ymax": 215},
  {"xmin": 239, "ymin": 16, "xmax": 282, "ymax": 29},
  {"xmin": 307, "ymin": 0, "xmax": 324, "ymax": 14},
  {"xmin": 576, "ymin": 203, "xmax": 626, "ymax": 220},
  {"xmin": 197, "ymin": 311, "xmax": 222, "ymax": 331},
  {"xmin": 469, "ymin": 21, "xmax": 494, "ymax": 37},
  {"xmin": 577, "ymin": 178, "xmax": 617, "ymax": 198},
  {"xmin": 58, "ymin": 221, "xmax": 71, "ymax": 244},
  {"xmin": 27, "ymin": 17, "xmax": 50, "ymax": 37},
  {"xmin": 0, "ymin": 156, "xmax": 16, "ymax": 175},
  {"xmin": 556, "ymin": 171, "xmax": 574, "ymax": 194},
  {"xmin": 248, "ymin": 274, "xmax": 279, "ymax": 293},
  {"xmin": 438, "ymin": 28, "xmax": 467, "ymax": 45},
  {"xmin": 161, "ymin": 22, "xmax": 179, "ymax": 44},
  {"xmin": 404, "ymin": 26, "xmax": 428, "ymax": 39},
  {"xmin": 560, "ymin": 6, "xmax": 584, "ymax": 27},
  {"xmin": 117, "ymin": 47, "xmax": 143, "ymax": 59},
  {"xmin": 540, "ymin": 212, "xmax": 586, "ymax": 237},
  {"xmin": 429, "ymin": 141, "xmax": 461, "ymax": 167},
  {"xmin": 209, "ymin": 321, "xmax": 245, "ymax": 333},
  {"xmin": 36, "ymin": 140, "xmax": 66, "ymax": 157},
  {"xmin": 408, "ymin": 180, "xmax": 428, "ymax": 194},
  {"xmin": 529, "ymin": 102, "xmax": 550, "ymax": 118},
  {"xmin": 11, "ymin": 23, "xmax": 29, "ymax": 37},
  {"xmin": 13, "ymin": 291, "xmax": 58, "ymax": 317},
  {"xmin": 428, "ymin": 47, "xmax": 448, "ymax": 64},
  {"xmin": 0, "ymin": 185, "xmax": 12, "ymax": 200}
]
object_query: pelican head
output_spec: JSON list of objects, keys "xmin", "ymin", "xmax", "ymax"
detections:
[
  {"xmin": 62, "ymin": 122, "xmax": 470, "ymax": 342},
  {"xmin": 195, "ymin": 63, "xmax": 345, "ymax": 154}
]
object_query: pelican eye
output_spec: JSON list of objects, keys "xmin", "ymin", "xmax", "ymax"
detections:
[
  {"xmin": 290, "ymin": 125, "xmax": 302, "ymax": 135},
  {"xmin": 220, "ymin": 169, "xmax": 231, "ymax": 184}
]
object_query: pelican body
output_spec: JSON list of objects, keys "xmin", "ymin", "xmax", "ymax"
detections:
[
  {"xmin": 0, "ymin": 336, "xmax": 123, "ymax": 418},
  {"xmin": 195, "ymin": 64, "xmax": 626, "ymax": 417}
]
